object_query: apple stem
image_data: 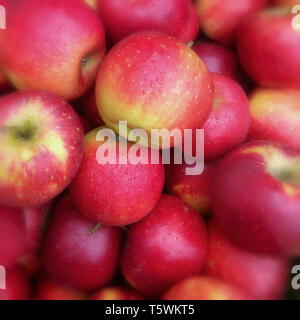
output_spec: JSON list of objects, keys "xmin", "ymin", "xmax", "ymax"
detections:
[
  {"xmin": 187, "ymin": 41, "xmax": 194, "ymax": 48},
  {"xmin": 88, "ymin": 223, "xmax": 101, "ymax": 235}
]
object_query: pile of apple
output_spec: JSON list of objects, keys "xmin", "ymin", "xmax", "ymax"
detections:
[{"xmin": 0, "ymin": 0, "xmax": 299, "ymax": 300}]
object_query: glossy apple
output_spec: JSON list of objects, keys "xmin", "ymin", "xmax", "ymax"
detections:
[
  {"xmin": 98, "ymin": 0, "xmax": 197, "ymax": 44},
  {"xmin": 162, "ymin": 276, "xmax": 249, "ymax": 300},
  {"xmin": 180, "ymin": 1, "xmax": 200, "ymax": 43},
  {"xmin": 35, "ymin": 278, "xmax": 86, "ymax": 300},
  {"xmin": 43, "ymin": 195, "xmax": 123, "ymax": 291},
  {"xmin": 195, "ymin": 0, "xmax": 267, "ymax": 45},
  {"xmin": 0, "ymin": 0, "xmax": 106, "ymax": 100},
  {"xmin": 165, "ymin": 161, "xmax": 215, "ymax": 216},
  {"xmin": 96, "ymin": 32, "xmax": 214, "ymax": 149},
  {"xmin": 205, "ymin": 220, "xmax": 288, "ymax": 300},
  {"xmin": 0, "ymin": 268, "xmax": 30, "ymax": 300},
  {"xmin": 237, "ymin": 8, "xmax": 300, "ymax": 89},
  {"xmin": 192, "ymin": 42, "xmax": 239, "ymax": 81},
  {"xmin": 121, "ymin": 195, "xmax": 207, "ymax": 297},
  {"xmin": 248, "ymin": 88, "xmax": 300, "ymax": 151},
  {"xmin": 91, "ymin": 287, "xmax": 144, "ymax": 300},
  {"xmin": 213, "ymin": 141, "xmax": 300, "ymax": 256},
  {"xmin": 69, "ymin": 128, "xmax": 165, "ymax": 226},
  {"xmin": 0, "ymin": 205, "xmax": 25, "ymax": 269},
  {"xmin": 0, "ymin": 90, "xmax": 83, "ymax": 207},
  {"xmin": 186, "ymin": 73, "xmax": 250, "ymax": 161}
]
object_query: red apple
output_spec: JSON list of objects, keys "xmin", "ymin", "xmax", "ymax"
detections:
[
  {"xmin": 237, "ymin": 8, "xmax": 300, "ymax": 89},
  {"xmin": 186, "ymin": 73, "xmax": 250, "ymax": 161},
  {"xmin": 0, "ymin": 90, "xmax": 83, "ymax": 207},
  {"xmin": 0, "ymin": 205, "xmax": 25, "ymax": 269},
  {"xmin": 192, "ymin": 42, "xmax": 239, "ymax": 81},
  {"xmin": 165, "ymin": 161, "xmax": 215, "ymax": 216},
  {"xmin": 195, "ymin": 0, "xmax": 267, "ymax": 45},
  {"xmin": 96, "ymin": 32, "xmax": 214, "ymax": 149},
  {"xmin": 248, "ymin": 88, "xmax": 300, "ymax": 151},
  {"xmin": 180, "ymin": 1, "xmax": 200, "ymax": 43},
  {"xmin": 205, "ymin": 220, "xmax": 288, "ymax": 300},
  {"xmin": 213, "ymin": 141, "xmax": 300, "ymax": 256},
  {"xmin": 35, "ymin": 278, "xmax": 86, "ymax": 300},
  {"xmin": 0, "ymin": 268, "xmax": 30, "ymax": 300},
  {"xmin": 0, "ymin": 69, "xmax": 10, "ymax": 93},
  {"xmin": 98, "ymin": 0, "xmax": 197, "ymax": 44},
  {"xmin": 69, "ymin": 128, "xmax": 165, "ymax": 226},
  {"xmin": 121, "ymin": 194, "xmax": 207, "ymax": 297},
  {"xmin": 43, "ymin": 195, "xmax": 123, "ymax": 291},
  {"xmin": 0, "ymin": 0, "xmax": 106, "ymax": 100},
  {"xmin": 80, "ymin": 88, "xmax": 104, "ymax": 127},
  {"xmin": 162, "ymin": 276, "xmax": 249, "ymax": 300},
  {"xmin": 91, "ymin": 287, "xmax": 144, "ymax": 300}
]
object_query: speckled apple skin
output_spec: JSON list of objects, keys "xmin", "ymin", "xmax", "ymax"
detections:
[{"xmin": 121, "ymin": 195, "xmax": 208, "ymax": 297}]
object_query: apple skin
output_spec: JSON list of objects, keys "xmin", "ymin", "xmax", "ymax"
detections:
[
  {"xmin": 0, "ymin": 69, "xmax": 10, "ymax": 93},
  {"xmin": 80, "ymin": 88, "xmax": 104, "ymax": 127},
  {"xmin": 35, "ymin": 279, "xmax": 86, "ymax": 300},
  {"xmin": 205, "ymin": 220, "xmax": 288, "ymax": 300},
  {"xmin": 195, "ymin": 0, "xmax": 267, "ymax": 45},
  {"xmin": 273, "ymin": 0, "xmax": 300, "ymax": 8},
  {"xmin": 213, "ymin": 141, "xmax": 300, "ymax": 256},
  {"xmin": 162, "ymin": 276, "xmax": 249, "ymax": 300},
  {"xmin": 180, "ymin": 1, "xmax": 200, "ymax": 43},
  {"xmin": 0, "ymin": 0, "xmax": 106, "ymax": 100},
  {"xmin": 237, "ymin": 9, "xmax": 300, "ymax": 89},
  {"xmin": 186, "ymin": 73, "xmax": 250, "ymax": 161},
  {"xmin": 96, "ymin": 32, "xmax": 214, "ymax": 149},
  {"xmin": 121, "ymin": 194, "xmax": 208, "ymax": 297},
  {"xmin": 98, "ymin": 0, "xmax": 197, "ymax": 44},
  {"xmin": 0, "ymin": 268, "xmax": 30, "ymax": 300},
  {"xmin": 69, "ymin": 128, "xmax": 165, "ymax": 226},
  {"xmin": 192, "ymin": 42, "xmax": 239, "ymax": 81},
  {"xmin": 91, "ymin": 287, "xmax": 144, "ymax": 300},
  {"xmin": 43, "ymin": 195, "xmax": 124, "ymax": 291},
  {"xmin": 248, "ymin": 88, "xmax": 300, "ymax": 152},
  {"xmin": 0, "ymin": 205, "xmax": 25, "ymax": 269},
  {"xmin": 0, "ymin": 90, "xmax": 83, "ymax": 208},
  {"xmin": 165, "ymin": 161, "xmax": 216, "ymax": 216}
]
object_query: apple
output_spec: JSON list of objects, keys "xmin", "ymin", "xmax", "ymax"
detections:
[
  {"xmin": 96, "ymin": 32, "xmax": 214, "ymax": 148},
  {"xmin": 0, "ymin": 90, "xmax": 83, "ymax": 207},
  {"xmin": 0, "ymin": 268, "xmax": 30, "ymax": 300},
  {"xmin": 80, "ymin": 88, "xmax": 104, "ymax": 127},
  {"xmin": 162, "ymin": 276, "xmax": 249, "ymax": 300},
  {"xmin": 121, "ymin": 194, "xmax": 208, "ymax": 297},
  {"xmin": 180, "ymin": 1, "xmax": 200, "ymax": 43},
  {"xmin": 213, "ymin": 141, "xmax": 300, "ymax": 256},
  {"xmin": 205, "ymin": 220, "xmax": 288, "ymax": 300},
  {"xmin": 195, "ymin": 0, "xmax": 267, "ymax": 45},
  {"xmin": 273, "ymin": 0, "xmax": 300, "ymax": 8},
  {"xmin": 165, "ymin": 161, "xmax": 216, "ymax": 216},
  {"xmin": 248, "ymin": 88, "xmax": 300, "ymax": 151},
  {"xmin": 98, "ymin": 0, "xmax": 198, "ymax": 44},
  {"xmin": 186, "ymin": 73, "xmax": 250, "ymax": 161},
  {"xmin": 35, "ymin": 278, "xmax": 86, "ymax": 300},
  {"xmin": 192, "ymin": 42, "xmax": 239, "ymax": 81},
  {"xmin": 69, "ymin": 128, "xmax": 165, "ymax": 226},
  {"xmin": 0, "ymin": 69, "xmax": 10, "ymax": 93},
  {"xmin": 0, "ymin": 205, "xmax": 25, "ymax": 269},
  {"xmin": 83, "ymin": 0, "xmax": 98, "ymax": 10},
  {"xmin": 0, "ymin": 0, "xmax": 106, "ymax": 100},
  {"xmin": 91, "ymin": 287, "xmax": 144, "ymax": 300},
  {"xmin": 43, "ymin": 195, "xmax": 123, "ymax": 291},
  {"xmin": 237, "ymin": 8, "xmax": 300, "ymax": 89}
]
